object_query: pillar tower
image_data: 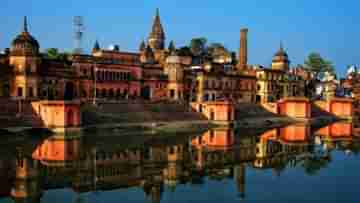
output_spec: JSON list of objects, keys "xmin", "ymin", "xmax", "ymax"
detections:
[
  {"xmin": 165, "ymin": 55, "xmax": 184, "ymax": 100},
  {"xmin": 238, "ymin": 28, "xmax": 248, "ymax": 70}
]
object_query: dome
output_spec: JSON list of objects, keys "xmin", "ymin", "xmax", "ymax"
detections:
[
  {"xmin": 10, "ymin": 17, "xmax": 40, "ymax": 56},
  {"xmin": 272, "ymin": 43, "xmax": 289, "ymax": 62},
  {"xmin": 274, "ymin": 48, "xmax": 288, "ymax": 58}
]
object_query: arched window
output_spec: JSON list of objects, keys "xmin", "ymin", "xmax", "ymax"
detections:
[
  {"xmin": 67, "ymin": 110, "xmax": 75, "ymax": 127},
  {"xmin": 109, "ymin": 89, "xmax": 115, "ymax": 98},
  {"xmin": 96, "ymin": 88, "xmax": 100, "ymax": 98},
  {"xmin": 101, "ymin": 89, "xmax": 107, "ymax": 98},
  {"xmin": 116, "ymin": 89, "xmax": 121, "ymax": 98}
]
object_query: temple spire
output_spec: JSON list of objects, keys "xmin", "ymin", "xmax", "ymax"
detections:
[
  {"xmin": 148, "ymin": 8, "xmax": 165, "ymax": 50},
  {"xmin": 23, "ymin": 16, "xmax": 28, "ymax": 33},
  {"xmin": 150, "ymin": 8, "xmax": 165, "ymax": 39}
]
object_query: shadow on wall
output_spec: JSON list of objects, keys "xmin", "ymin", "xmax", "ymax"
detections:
[
  {"xmin": 312, "ymin": 98, "xmax": 354, "ymax": 120},
  {"xmin": 0, "ymin": 98, "xmax": 45, "ymax": 128},
  {"xmin": 30, "ymin": 101, "xmax": 81, "ymax": 132}
]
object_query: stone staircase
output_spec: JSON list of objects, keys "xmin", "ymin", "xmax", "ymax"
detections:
[{"xmin": 82, "ymin": 101, "xmax": 206, "ymax": 125}]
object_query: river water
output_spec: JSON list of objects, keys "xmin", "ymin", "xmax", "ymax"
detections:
[{"xmin": 0, "ymin": 121, "xmax": 360, "ymax": 203}]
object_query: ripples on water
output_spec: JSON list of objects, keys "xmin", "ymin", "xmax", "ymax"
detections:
[{"xmin": 0, "ymin": 121, "xmax": 360, "ymax": 203}]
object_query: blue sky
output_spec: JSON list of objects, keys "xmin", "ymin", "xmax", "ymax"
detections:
[{"xmin": 0, "ymin": 0, "xmax": 359, "ymax": 76}]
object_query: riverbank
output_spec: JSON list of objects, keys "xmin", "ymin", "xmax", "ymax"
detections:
[{"xmin": 0, "ymin": 102, "xmax": 342, "ymax": 137}]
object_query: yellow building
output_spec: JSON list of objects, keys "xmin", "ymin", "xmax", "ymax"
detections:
[
  {"xmin": 190, "ymin": 62, "xmax": 257, "ymax": 103},
  {"xmin": 255, "ymin": 45, "xmax": 305, "ymax": 103},
  {"xmin": 9, "ymin": 17, "xmax": 41, "ymax": 99}
]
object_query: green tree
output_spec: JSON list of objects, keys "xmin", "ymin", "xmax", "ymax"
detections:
[
  {"xmin": 190, "ymin": 37, "xmax": 207, "ymax": 56},
  {"xmin": 177, "ymin": 46, "xmax": 193, "ymax": 57},
  {"xmin": 304, "ymin": 52, "xmax": 334, "ymax": 79},
  {"xmin": 45, "ymin": 48, "xmax": 60, "ymax": 59},
  {"xmin": 207, "ymin": 43, "xmax": 229, "ymax": 57},
  {"xmin": 45, "ymin": 48, "xmax": 70, "ymax": 61}
]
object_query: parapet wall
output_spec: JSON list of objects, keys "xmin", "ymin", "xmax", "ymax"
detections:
[
  {"xmin": 191, "ymin": 101, "xmax": 235, "ymax": 123},
  {"xmin": 31, "ymin": 100, "xmax": 81, "ymax": 133}
]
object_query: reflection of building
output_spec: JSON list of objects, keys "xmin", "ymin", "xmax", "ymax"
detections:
[
  {"xmin": 315, "ymin": 122, "xmax": 353, "ymax": 139},
  {"xmin": 254, "ymin": 124, "xmax": 311, "ymax": 168},
  {"xmin": 191, "ymin": 128, "xmax": 235, "ymax": 149},
  {"xmin": 4, "ymin": 123, "xmax": 358, "ymax": 202},
  {"xmin": 11, "ymin": 151, "xmax": 42, "ymax": 203},
  {"xmin": 315, "ymin": 122, "xmax": 355, "ymax": 152},
  {"xmin": 32, "ymin": 135, "xmax": 81, "ymax": 167},
  {"xmin": 234, "ymin": 164, "xmax": 246, "ymax": 199}
]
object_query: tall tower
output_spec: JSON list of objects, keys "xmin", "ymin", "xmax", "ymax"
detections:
[
  {"xmin": 239, "ymin": 28, "xmax": 248, "ymax": 70},
  {"xmin": 165, "ymin": 55, "xmax": 184, "ymax": 100},
  {"xmin": 148, "ymin": 9, "xmax": 165, "ymax": 51},
  {"xmin": 73, "ymin": 16, "xmax": 84, "ymax": 54}
]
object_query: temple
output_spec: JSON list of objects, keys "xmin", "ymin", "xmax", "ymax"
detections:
[
  {"xmin": 0, "ymin": 11, "xmax": 354, "ymax": 128},
  {"xmin": 0, "ymin": 12, "xmax": 312, "ymax": 105}
]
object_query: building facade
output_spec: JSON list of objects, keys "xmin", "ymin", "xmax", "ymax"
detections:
[
  {"xmin": 255, "ymin": 45, "xmax": 306, "ymax": 103},
  {"xmin": 0, "ymin": 12, "xmax": 314, "ymax": 109}
]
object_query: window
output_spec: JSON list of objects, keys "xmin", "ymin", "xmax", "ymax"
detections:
[
  {"xmin": 210, "ymin": 130, "xmax": 214, "ymax": 142},
  {"xmin": 28, "ymin": 87, "xmax": 34, "ymax": 97},
  {"xmin": 17, "ymin": 87, "xmax": 23, "ymax": 97},
  {"xmin": 170, "ymin": 89, "xmax": 175, "ymax": 98}
]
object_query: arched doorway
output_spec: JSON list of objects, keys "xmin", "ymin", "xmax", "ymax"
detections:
[
  {"xmin": 210, "ymin": 110, "xmax": 215, "ymax": 120},
  {"xmin": 67, "ymin": 110, "xmax": 75, "ymax": 127},
  {"xmin": 2, "ymin": 84, "xmax": 10, "ymax": 97},
  {"xmin": 109, "ymin": 89, "xmax": 115, "ymax": 98},
  {"xmin": 141, "ymin": 86, "xmax": 151, "ymax": 100},
  {"xmin": 256, "ymin": 95, "xmax": 261, "ymax": 103},
  {"xmin": 64, "ymin": 82, "xmax": 75, "ymax": 100}
]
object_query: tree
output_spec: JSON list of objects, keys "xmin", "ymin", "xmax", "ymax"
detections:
[
  {"xmin": 304, "ymin": 52, "xmax": 335, "ymax": 79},
  {"xmin": 189, "ymin": 37, "xmax": 207, "ymax": 56},
  {"xmin": 45, "ymin": 48, "xmax": 70, "ymax": 61},
  {"xmin": 177, "ymin": 46, "xmax": 192, "ymax": 57},
  {"xmin": 207, "ymin": 43, "xmax": 229, "ymax": 57},
  {"xmin": 45, "ymin": 48, "xmax": 60, "ymax": 59}
]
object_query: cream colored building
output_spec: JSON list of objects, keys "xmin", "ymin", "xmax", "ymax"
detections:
[{"xmin": 255, "ymin": 45, "xmax": 306, "ymax": 103}]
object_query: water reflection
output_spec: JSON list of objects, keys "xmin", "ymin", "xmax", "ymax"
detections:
[{"xmin": 1, "ymin": 121, "xmax": 360, "ymax": 203}]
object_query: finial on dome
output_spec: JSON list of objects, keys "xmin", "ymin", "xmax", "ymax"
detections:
[
  {"xmin": 156, "ymin": 8, "xmax": 160, "ymax": 17},
  {"xmin": 23, "ymin": 16, "xmax": 28, "ymax": 33}
]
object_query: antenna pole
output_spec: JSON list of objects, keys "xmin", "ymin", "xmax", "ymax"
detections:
[{"xmin": 73, "ymin": 16, "xmax": 84, "ymax": 54}]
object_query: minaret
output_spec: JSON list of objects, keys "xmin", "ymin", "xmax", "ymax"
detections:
[
  {"xmin": 148, "ymin": 8, "xmax": 165, "ymax": 50},
  {"xmin": 238, "ymin": 28, "xmax": 248, "ymax": 70}
]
